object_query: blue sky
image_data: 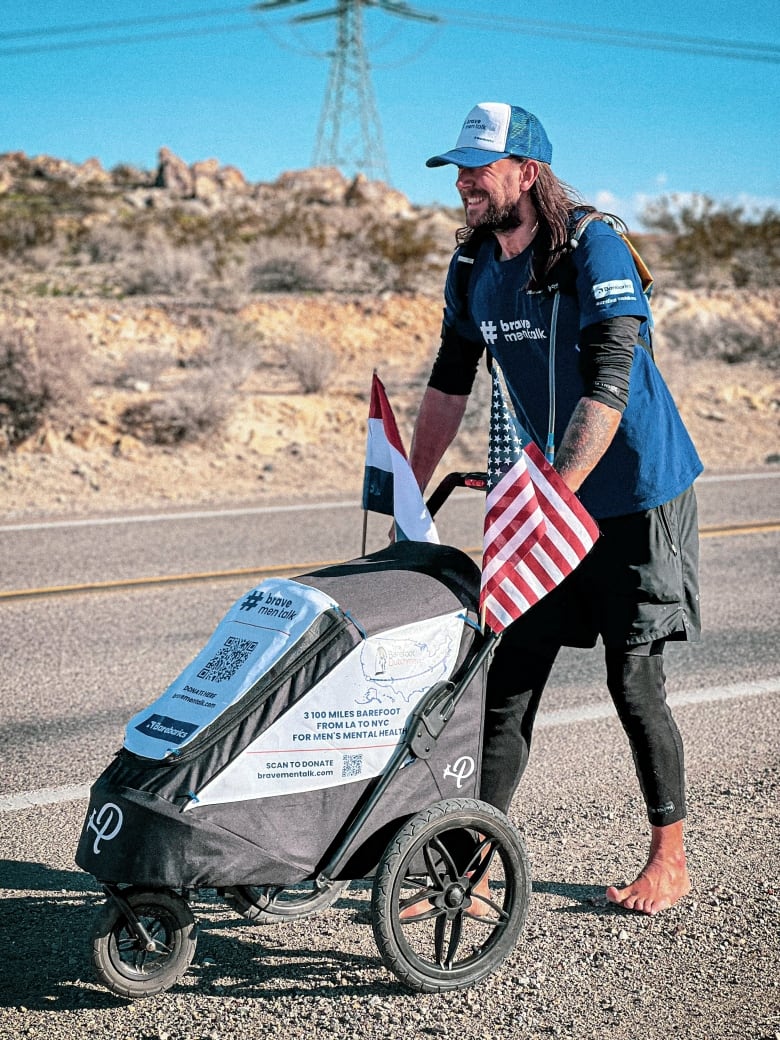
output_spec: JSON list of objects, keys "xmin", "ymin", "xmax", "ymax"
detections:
[{"xmin": 3, "ymin": 0, "xmax": 778, "ymax": 229}]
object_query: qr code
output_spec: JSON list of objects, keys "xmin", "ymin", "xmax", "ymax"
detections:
[
  {"xmin": 197, "ymin": 636, "xmax": 258, "ymax": 683},
  {"xmin": 341, "ymin": 754, "xmax": 363, "ymax": 779}
]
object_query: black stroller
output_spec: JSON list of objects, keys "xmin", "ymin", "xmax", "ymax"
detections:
[{"xmin": 75, "ymin": 474, "xmax": 530, "ymax": 998}]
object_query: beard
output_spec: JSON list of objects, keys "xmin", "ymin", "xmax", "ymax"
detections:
[{"xmin": 466, "ymin": 198, "xmax": 523, "ymax": 232}]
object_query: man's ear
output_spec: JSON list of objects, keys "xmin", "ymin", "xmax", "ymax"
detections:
[{"xmin": 519, "ymin": 159, "xmax": 541, "ymax": 191}]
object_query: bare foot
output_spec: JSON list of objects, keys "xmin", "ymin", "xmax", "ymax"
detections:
[{"xmin": 606, "ymin": 821, "xmax": 691, "ymax": 916}]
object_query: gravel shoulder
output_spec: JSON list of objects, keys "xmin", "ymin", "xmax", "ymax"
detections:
[{"xmin": 0, "ymin": 696, "xmax": 776, "ymax": 1040}]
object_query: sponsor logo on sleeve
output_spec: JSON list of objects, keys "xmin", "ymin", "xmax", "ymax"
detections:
[{"xmin": 592, "ymin": 278, "xmax": 636, "ymax": 302}]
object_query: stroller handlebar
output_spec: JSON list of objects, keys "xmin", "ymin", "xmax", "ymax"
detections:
[{"xmin": 425, "ymin": 471, "xmax": 487, "ymax": 519}]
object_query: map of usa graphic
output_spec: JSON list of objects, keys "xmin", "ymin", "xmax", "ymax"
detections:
[{"xmin": 357, "ymin": 630, "xmax": 455, "ymax": 706}]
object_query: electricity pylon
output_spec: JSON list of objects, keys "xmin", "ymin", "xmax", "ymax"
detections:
[{"xmin": 253, "ymin": 0, "xmax": 438, "ymax": 182}]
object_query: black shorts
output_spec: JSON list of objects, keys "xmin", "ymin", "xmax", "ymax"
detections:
[{"xmin": 502, "ymin": 484, "xmax": 701, "ymax": 652}]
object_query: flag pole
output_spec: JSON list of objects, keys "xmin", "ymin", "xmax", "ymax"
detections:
[{"xmin": 361, "ymin": 368, "xmax": 378, "ymax": 557}]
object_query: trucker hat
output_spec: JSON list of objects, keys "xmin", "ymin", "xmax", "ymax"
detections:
[{"xmin": 426, "ymin": 101, "xmax": 552, "ymax": 168}]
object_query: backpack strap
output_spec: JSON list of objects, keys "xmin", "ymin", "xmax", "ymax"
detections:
[
  {"xmin": 452, "ymin": 233, "xmax": 487, "ymax": 318},
  {"xmin": 563, "ymin": 210, "xmax": 655, "ymax": 357}
]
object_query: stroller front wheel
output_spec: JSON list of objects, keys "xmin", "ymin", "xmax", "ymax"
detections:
[
  {"xmin": 91, "ymin": 886, "xmax": 197, "ymax": 999},
  {"xmin": 222, "ymin": 878, "xmax": 349, "ymax": 924},
  {"xmin": 371, "ymin": 798, "xmax": 530, "ymax": 992}
]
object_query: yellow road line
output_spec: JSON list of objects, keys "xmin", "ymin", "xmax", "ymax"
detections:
[
  {"xmin": 0, "ymin": 559, "xmax": 347, "ymax": 601},
  {"xmin": 1, "ymin": 521, "xmax": 778, "ymax": 602}
]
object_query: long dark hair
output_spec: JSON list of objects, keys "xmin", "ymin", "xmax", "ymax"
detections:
[{"xmin": 455, "ymin": 161, "xmax": 598, "ymax": 289}]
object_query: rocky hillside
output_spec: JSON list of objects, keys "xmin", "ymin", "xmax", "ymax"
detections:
[{"xmin": 1, "ymin": 149, "xmax": 778, "ymax": 521}]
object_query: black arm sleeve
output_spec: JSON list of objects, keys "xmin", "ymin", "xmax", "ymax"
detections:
[
  {"xmin": 578, "ymin": 315, "xmax": 640, "ymax": 413},
  {"xmin": 427, "ymin": 318, "xmax": 485, "ymax": 396}
]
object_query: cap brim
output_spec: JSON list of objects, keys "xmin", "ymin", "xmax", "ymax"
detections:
[{"xmin": 425, "ymin": 146, "xmax": 510, "ymax": 169}]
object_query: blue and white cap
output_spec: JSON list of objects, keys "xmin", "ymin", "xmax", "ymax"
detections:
[{"xmin": 426, "ymin": 102, "xmax": 552, "ymax": 168}]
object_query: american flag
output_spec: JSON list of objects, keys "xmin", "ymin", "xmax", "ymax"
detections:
[{"xmin": 480, "ymin": 368, "xmax": 600, "ymax": 634}]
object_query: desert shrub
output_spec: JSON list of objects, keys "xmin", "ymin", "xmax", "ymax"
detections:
[
  {"xmin": 365, "ymin": 218, "xmax": 441, "ymax": 290},
  {"xmin": 657, "ymin": 312, "xmax": 778, "ymax": 367},
  {"xmin": 188, "ymin": 319, "xmax": 260, "ymax": 383},
  {"xmin": 0, "ymin": 196, "xmax": 58, "ymax": 256},
  {"xmin": 0, "ymin": 314, "xmax": 91, "ymax": 449},
  {"xmin": 279, "ymin": 338, "xmax": 335, "ymax": 394},
  {"xmin": 119, "ymin": 374, "xmax": 233, "ymax": 445},
  {"xmin": 118, "ymin": 319, "xmax": 258, "ymax": 444},
  {"xmin": 110, "ymin": 347, "xmax": 174, "ymax": 390},
  {"xmin": 83, "ymin": 222, "xmax": 141, "ymax": 264},
  {"xmin": 641, "ymin": 195, "xmax": 780, "ymax": 289},
  {"xmin": 121, "ymin": 230, "xmax": 216, "ymax": 295},
  {"xmin": 247, "ymin": 238, "xmax": 328, "ymax": 292},
  {"xmin": 109, "ymin": 163, "xmax": 152, "ymax": 188}
]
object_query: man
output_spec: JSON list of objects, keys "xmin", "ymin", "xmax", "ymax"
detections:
[{"xmin": 410, "ymin": 102, "xmax": 702, "ymax": 915}]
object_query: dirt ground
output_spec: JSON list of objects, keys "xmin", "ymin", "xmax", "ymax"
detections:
[{"xmin": 1, "ymin": 290, "xmax": 778, "ymax": 523}]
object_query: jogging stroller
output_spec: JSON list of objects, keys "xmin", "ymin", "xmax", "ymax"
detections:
[{"xmin": 75, "ymin": 474, "xmax": 530, "ymax": 998}]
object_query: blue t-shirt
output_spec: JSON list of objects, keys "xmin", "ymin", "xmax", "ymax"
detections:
[{"xmin": 443, "ymin": 220, "xmax": 703, "ymax": 519}]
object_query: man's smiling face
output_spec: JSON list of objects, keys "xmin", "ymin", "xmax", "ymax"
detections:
[{"xmin": 455, "ymin": 157, "xmax": 528, "ymax": 231}]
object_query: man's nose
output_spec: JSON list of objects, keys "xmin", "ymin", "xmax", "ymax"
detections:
[{"xmin": 456, "ymin": 167, "xmax": 474, "ymax": 189}]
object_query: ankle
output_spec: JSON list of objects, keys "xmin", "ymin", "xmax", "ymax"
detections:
[{"xmin": 649, "ymin": 822, "xmax": 687, "ymax": 865}]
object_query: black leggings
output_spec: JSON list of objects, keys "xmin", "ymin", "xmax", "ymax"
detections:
[{"xmin": 479, "ymin": 638, "xmax": 686, "ymax": 827}]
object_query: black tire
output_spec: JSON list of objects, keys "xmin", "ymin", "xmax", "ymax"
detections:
[
  {"xmin": 222, "ymin": 879, "xmax": 350, "ymax": 924},
  {"xmin": 371, "ymin": 798, "xmax": 531, "ymax": 993},
  {"xmin": 91, "ymin": 887, "xmax": 197, "ymax": 999}
]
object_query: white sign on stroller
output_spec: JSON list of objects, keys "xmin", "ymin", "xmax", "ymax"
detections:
[{"xmin": 186, "ymin": 610, "xmax": 466, "ymax": 807}]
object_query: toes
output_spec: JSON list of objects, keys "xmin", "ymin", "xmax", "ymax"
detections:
[{"xmin": 605, "ymin": 885, "xmax": 629, "ymax": 905}]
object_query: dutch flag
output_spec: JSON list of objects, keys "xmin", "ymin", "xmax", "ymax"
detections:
[{"xmin": 362, "ymin": 373, "xmax": 439, "ymax": 543}]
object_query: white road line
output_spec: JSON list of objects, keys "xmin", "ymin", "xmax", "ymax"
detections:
[
  {"xmin": 0, "ymin": 499, "xmax": 360, "ymax": 533},
  {"xmin": 2, "ymin": 471, "xmax": 778, "ymax": 533},
  {"xmin": 0, "ymin": 784, "xmax": 91, "ymax": 811},
  {"xmin": 537, "ymin": 676, "xmax": 780, "ymax": 728},
  {"xmin": 1, "ymin": 677, "xmax": 777, "ymax": 813}
]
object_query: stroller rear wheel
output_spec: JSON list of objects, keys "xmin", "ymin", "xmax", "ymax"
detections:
[
  {"xmin": 222, "ymin": 878, "xmax": 349, "ymax": 924},
  {"xmin": 371, "ymin": 799, "xmax": 530, "ymax": 992},
  {"xmin": 91, "ymin": 887, "xmax": 197, "ymax": 999}
]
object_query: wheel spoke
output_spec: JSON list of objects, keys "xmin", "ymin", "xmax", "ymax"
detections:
[
  {"xmin": 442, "ymin": 913, "xmax": 463, "ymax": 968},
  {"xmin": 399, "ymin": 882, "xmax": 441, "ymax": 921},
  {"xmin": 116, "ymin": 935, "xmax": 140, "ymax": 954},
  {"xmin": 148, "ymin": 920, "xmax": 174, "ymax": 954},
  {"xmin": 464, "ymin": 836, "xmax": 497, "ymax": 887},
  {"xmin": 424, "ymin": 835, "xmax": 457, "ymax": 887},
  {"xmin": 466, "ymin": 892, "xmax": 510, "ymax": 926},
  {"xmin": 433, "ymin": 912, "xmax": 448, "ymax": 963}
]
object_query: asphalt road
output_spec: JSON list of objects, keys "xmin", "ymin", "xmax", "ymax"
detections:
[{"xmin": 0, "ymin": 471, "xmax": 778, "ymax": 1039}]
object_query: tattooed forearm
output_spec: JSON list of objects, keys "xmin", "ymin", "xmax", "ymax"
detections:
[{"xmin": 554, "ymin": 398, "xmax": 622, "ymax": 492}]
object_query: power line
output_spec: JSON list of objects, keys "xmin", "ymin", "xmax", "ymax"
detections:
[
  {"xmin": 0, "ymin": 22, "xmax": 263, "ymax": 58},
  {"xmin": 0, "ymin": 4, "xmax": 777, "ymax": 63},
  {"xmin": 425, "ymin": 7, "xmax": 780, "ymax": 63},
  {"xmin": 0, "ymin": 5, "xmax": 249, "ymax": 41}
]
